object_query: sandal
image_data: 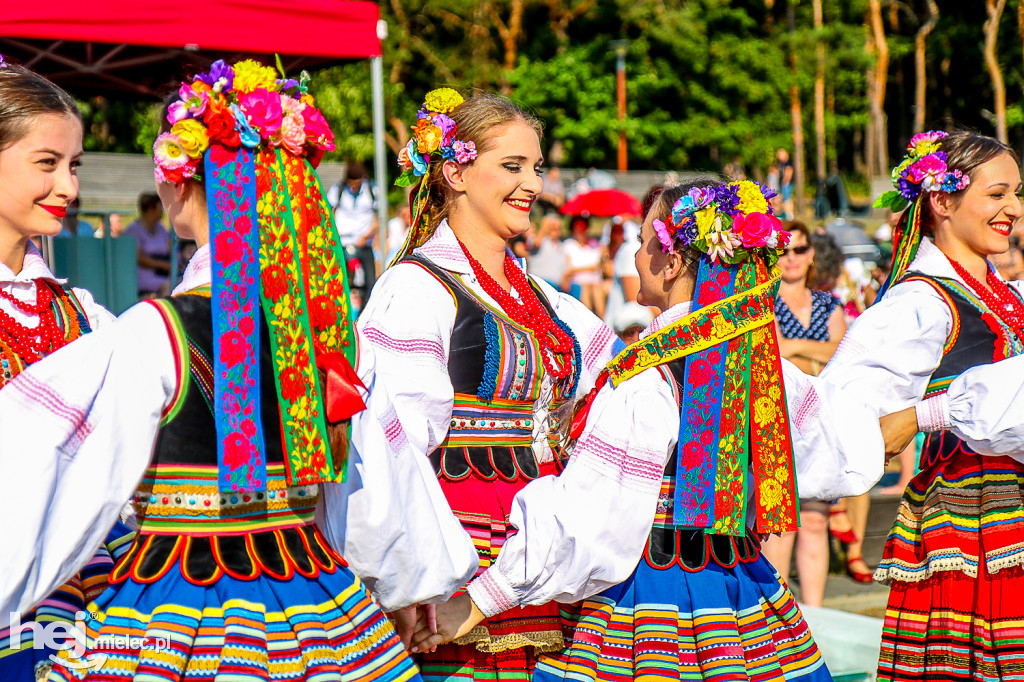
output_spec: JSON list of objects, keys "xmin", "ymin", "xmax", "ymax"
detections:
[
  {"xmin": 846, "ymin": 556, "xmax": 874, "ymax": 584},
  {"xmin": 829, "ymin": 508, "xmax": 858, "ymax": 545}
]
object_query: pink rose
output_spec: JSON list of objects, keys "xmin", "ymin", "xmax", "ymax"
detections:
[
  {"xmin": 733, "ymin": 212, "xmax": 780, "ymax": 249},
  {"xmin": 906, "ymin": 155, "xmax": 947, "ymax": 190},
  {"xmin": 239, "ymin": 88, "xmax": 282, "ymax": 135},
  {"xmin": 278, "ymin": 111, "xmax": 307, "ymax": 156},
  {"xmin": 219, "ymin": 329, "xmax": 249, "ymax": 368},
  {"xmin": 689, "ymin": 357, "xmax": 714, "ymax": 386},
  {"xmin": 680, "ymin": 442, "xmax": 704, "ymax": 469},
  {"xmin": 302, "ymin": 105, "xmax": 335, "ymax": 151},
  {"xmin": 214, "ymin": 229, "xmax": 244, "ymax": 265}
]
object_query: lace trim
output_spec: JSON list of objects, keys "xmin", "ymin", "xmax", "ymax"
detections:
[{"xmin": 452, "ymin": 626, "xmax": 565, "ymax": 654}]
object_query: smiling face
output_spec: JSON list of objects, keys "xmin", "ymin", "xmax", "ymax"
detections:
[
  {"xmin": 447, "ymin": 121, "xmax": 543, "ymax": 240},
  {"xmin": 935, "ymin": 152, "xmax": 1023, "ymax": 258},
  {"xmin": 0, "ymin": 113, "xmax": 83, "ymax": 242}
]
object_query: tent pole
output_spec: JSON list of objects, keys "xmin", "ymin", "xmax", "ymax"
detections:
[{"xmin": 371, "ymin": 54, "xmax": 388, "ymax": 276}]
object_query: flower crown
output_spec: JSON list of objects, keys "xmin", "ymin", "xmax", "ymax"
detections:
[
  {"xmin": 153, "ymin": 58, "xmax": 336, "ymax": 184},
  {"xmin": 874, "ymin": 130, "xmax": 970, "ymax": 211},
  {"xmin": 652, "ymin": 180, "xmax": 789, "ymax": 266},
  {"xmin": 395, "ymin": 88, "xmax": 477, "ymax": 187}
]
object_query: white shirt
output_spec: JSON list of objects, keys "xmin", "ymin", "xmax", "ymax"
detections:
[{"xmin": 330, "ymin": 181, "xmax": 377, "ymax": 247}]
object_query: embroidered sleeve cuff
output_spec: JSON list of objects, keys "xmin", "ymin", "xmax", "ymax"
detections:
[
  {"xmin": 466, "ymin": 568, "xmax": 519, "ymax": 618},
  {"xmin": 916, "ymin": 394, "xmax": 951, "ymax": 433}
]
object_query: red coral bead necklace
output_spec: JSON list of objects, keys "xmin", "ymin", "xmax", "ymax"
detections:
[
  {"xmin": 948, "ymin": 258, "xmax": 1024, "ymax": 336},
  {"xmin": 0, "ymin": 280, "xmax": 68, "ymax": 364},
  {"xmin": 457, "ymin": 239, "xmax": 575, "ymax": 381}
]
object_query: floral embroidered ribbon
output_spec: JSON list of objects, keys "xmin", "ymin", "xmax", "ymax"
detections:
[
  {"xmin": 207, "ymin": 145, "xmax": 358, "ymax": 493},
  {"xmin": 207, "ymin": 146, "xmax": 268, "ymax": 493},
  {"xmin": 603, "ymin": 261, "xmax": 799, "ymax": 535},
  {"xmin": 606, "ymin": 271, "xmax": 778, "ymax": 386}
]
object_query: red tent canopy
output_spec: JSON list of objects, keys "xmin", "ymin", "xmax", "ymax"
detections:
[{"xmin": 0, "ymin": 0, "xmax": 381, "ymax": 96}]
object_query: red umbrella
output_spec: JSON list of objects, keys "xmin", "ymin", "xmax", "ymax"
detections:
[{"xmin": 559, "ymin": 189, "xmax": 642, "ymax": 218}]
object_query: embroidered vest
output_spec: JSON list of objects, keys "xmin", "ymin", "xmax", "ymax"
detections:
[
  {"xmin": 111, "ymin": 293, "xmax": 345, "ymax": 587},
  {"xmin": 876, "ymin": 273, "xmax": 1024, "ymax": 583},
  {"xmin": 643, "ymin": 359, "xmax": 762, "ymax": 571},
  {"xmin": 402, "ymin": 254, "xmax": 580, "ymax": 482}
]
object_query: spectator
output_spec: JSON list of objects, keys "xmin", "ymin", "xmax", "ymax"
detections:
[
  {"xmin": 386, "ymin": 204, "xmax": 411, "ymax": 264},
  {"xmin": 602, "ymin": 217, "xmax": 645, "ymax": 328},
  {"xmin": 562, "ymin": 216, "xmax": 604, "ymax": 317},
  {"xmin": 123, "ymin": 191, "xmax": 171, "ymax": 298},
  {"xmin": 527, "ymin": 214, "xmax": 566, "ymax": 291},
  {"xmin": 723, "ymin": 155, "xmax": 746, "ymax": 182},
  {"xmin": 776, "ymin": 148, "xmax": 795, "ymax": 219},
  {"xmin": 56, "ymin": 197, "xmax": 97, "ymax": 238},
  {"xmin": 536, "ymin": 166, "xmax": 565, "ymax": 214},
  {"xmin": 760, "ymin": 221, "xmax": 850, "ymax": 605},
  {"xmin": 328, "ymin": 161, "xmax": 378, "ymax": 301},
  {"xmin": 611, "ymin": 302, "xmax": 652, "ymax": 345}
]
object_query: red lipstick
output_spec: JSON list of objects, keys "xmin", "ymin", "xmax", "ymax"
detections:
[{"xmin": 40, "ymin": 205, "xmax": 67, "ymax": 218}]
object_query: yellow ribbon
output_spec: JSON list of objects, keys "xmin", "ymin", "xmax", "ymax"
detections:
[{"xmin": 607, "ymin": 273, "xmax": 780, "ymax": 386}]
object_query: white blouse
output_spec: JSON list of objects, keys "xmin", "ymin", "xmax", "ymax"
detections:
[
  {"xmin": 465, "ymin": 300, "xmax": 887, "ymax": 618},
  {"xmin": 0, "ymin": 244, "xmax": 477, "ymax": 624},
  {"xmin": 0, "ymin": 241, "xmax": 112, "ymax": 331},
  {"xmin": 821, "ymin": 237, "xmax": 1024, "ymax": 461},
  {"xmin": 327, "ymin": 220, "xmax": 620, "ymax": 611}
]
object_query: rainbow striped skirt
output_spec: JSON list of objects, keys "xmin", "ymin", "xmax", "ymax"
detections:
[
  {"xmin": 47, "ymin": 524, "xmax": 421, "ymax": 682},
  {"xmin": 534, "ymin": 550, "xmax": 832, "ymax": 682}
]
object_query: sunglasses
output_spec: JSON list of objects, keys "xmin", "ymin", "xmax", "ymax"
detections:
[{"xmin": 781, "ymin": 244, "xmax": 811, "ymax": 256}]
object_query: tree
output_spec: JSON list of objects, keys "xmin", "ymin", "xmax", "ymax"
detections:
[
  {"xmin": 787, "ymin": 0, "xmax": 807, "ymax": 213},
  {"xmin": 813, "ymin": 0, "xmax": 826, "ymax": 180},
  {"xmin": 914, "ymin": 0, "xmax": 939, "ymax": 133},
  {"xmin": 866, "ymin": 0, "xmax": 889, "ymax": 177},
  {"xmin": 984, "ymin": 0, "xmax": 1008, "ymax": 142}
]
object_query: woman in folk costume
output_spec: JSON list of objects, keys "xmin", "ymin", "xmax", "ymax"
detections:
[
  {"xmin": 822, "ymin": 130, "xmax": 1024, "ymax": 681},
  {"xmin": 340, "ymin": 89, "xmax": 619, "ymax": 681},
  {"xmin": 409, "ymin": 178, "xmax": 887, "ymax": 681},
  {"xmin": 0, "ymin": 58, "xmax": 134, "ymax": 682},
  {"xmin": 0, "ymin": 59, "xmax": 437, "ymax": 682}
]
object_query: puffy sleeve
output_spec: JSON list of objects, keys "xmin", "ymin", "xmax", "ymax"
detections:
[
  {"xmin": 465, "ymin": 367, "xmax": 677, "ymax": 616},
  {"xmin": 908, "ymin": 354, "xmax": 1024, "ymax": 461},
  {"xmin": 820, "ymin": 279, "xmax": 951, "ymax": 417},
  {"xmin": 0, "ymin": 302, "xmax": 176, "ymax": 625},
  {"xmin": 324, "ymin": 263, "xmax": 478, "ymax": 609},
  {"xmin": 784, "ymin": 358, "xmax": 884, "ymax": 500},
  {"xmin": 318, "ymin": 328, "xmax": 478, "ymax": 612},
  {"xmin": 532, "ymin": 276, "xmax": 621, "ymax": 396},
  {"xmin": 71, "ymin": 286, "xmax": 115, "ymax": 330}
]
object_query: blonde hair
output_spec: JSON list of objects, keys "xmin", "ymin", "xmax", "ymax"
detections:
[{"xmin": 423, "ymin": 93, "xmax": 542, "ymax": 231}]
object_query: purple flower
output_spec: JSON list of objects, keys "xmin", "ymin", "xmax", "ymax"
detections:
[
  {"xmin": 199, "ymin": 59, "xmax": 234, "ymax": 92},
  {"xmin": 711, "ymin": 184, "xmax": 740, "ymax": 216},
  {"xmin": 277, "ymin": 78, "xmax": 300, "ymax": 91},
  {"xmin": 434, "ymin": 114, "xmax": 456, "ymax": 140}
]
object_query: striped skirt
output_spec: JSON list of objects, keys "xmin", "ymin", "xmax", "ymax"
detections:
[
  {"xmin": 47, "ymin": 525, "xmax": 420, "ymax": 682},
  {"xmin": 533, "ymin": 552, "xmax": 832, "ymax": 682}
]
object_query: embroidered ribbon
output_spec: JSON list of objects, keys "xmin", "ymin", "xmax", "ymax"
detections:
[
  {"xmin": 673, "ymin": 259, "xmax": 736, "ymax": 528},
  {"xmin": 607, "ymin": 272, "xmax": 779, "ymax": 386},
  {"xmin": 206, "ymin": 146, "xmax": 267, "ymax": 493},
  {"xmin": 256, "ymin": 148, "xmax": 338, "ymax": 487}
]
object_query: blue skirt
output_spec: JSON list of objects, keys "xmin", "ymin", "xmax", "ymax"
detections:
[{"xmin": 534, "ymin": 552, "xmax": 832, "ymax": 682}]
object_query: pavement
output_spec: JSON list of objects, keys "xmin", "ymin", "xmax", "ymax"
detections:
[{"xmin": 787, "ymin": 477, "xmax": 904, "ymax": 619}]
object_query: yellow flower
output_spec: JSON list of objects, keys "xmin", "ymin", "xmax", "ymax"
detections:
[
  {"xmin": 759, "ymin": 478, "xmax": 784, "ymax": 509},
  {"xmin": 735, "ymin": 180, "xmax": 769, "ymax": 215},
  {"xmin": 170, "ymin": 120, "xmax": 209, "ymax": 159},
  {"xmin": 753, "ymin": 396, "xmax": 777, "ymax": 427},
  {"xmin": 911, "ymin": 140, "xmax": 940, "ymax": 157},
  {"xmin": 696, "ymin": 207, "xmax": 718, "ymax": 238},
  {"xmin": 234, "ymin": 59, "xmax": 278, "ymax": 93},
  {"xmin": 423, "ymin": 87, "xmax": 464, "ymax": 113}
]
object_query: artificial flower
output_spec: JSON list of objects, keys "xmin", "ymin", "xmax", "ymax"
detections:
[
  {"xmin": 652, "ymin": 218, "xmax": 674, "ymax": 253},
  {"xmin": 278, "ymin": 111, "xmax": 307, "ymax": 156},
  {"xmin": 452, "ymin": 140, "xmax": 477, "ymax": 164},
  {"xmin": 907, "ymin": 130, "xmax": 947, "ymax": 156},
  {"xmin": 230, "ymin": 104, "xmax": 261, "ymax": 149},
  {"xmin": 423, "ymin": 87, "xmax": 464, "ymax": 114},
  {"xmin": 410, "ymin": 148, "xmax": 429, "ymax": 175},
  {"xmin": 198, "ymin": 59, "xmax": 234, "ymax": 93},
  {"xmin": 706, "ymin": 229, "xmax": 739, "ymax": 263},
  {"xmin": 695, "ymin": 207, "xmax": 717, "ymax": 239},
  {"xmin": 906, "ymin": 154, "xmax": 948, "ymax": 192},
  {"xmin": 301, "ymin": 104, "xmax": 335, "ymax": 151},
  {"xmin": 153, "ymin": 132, "xmax": 189, "ymax": 170},
  {"xmin": 434, "ymin": 113, "xmax": 456, "ymax": 142},
  {"xmin": 398, "ymin": 145, "xmax": 413, "ymax": 171},
  {"xmin": 733, "ymin": 211, "xmax": 780, "ymax": 249},
  {"xmin": 735, "ymin": 180, "xmax": 770, "ymax": 215},
  {"xmin": 170, "ymin": 119, "xmax": 210, "ymax": 159},
  {"xmin": 233, "ymin": 59, "xmax": 277, "ymax": 94},
  {"xmin": 239, "ymin": 88, "xmax": 283, "ymax": 135},
  {"xmin": 203, "ymin": 103, "xmax": 241, "ymax": 147},
  {"xmin": 414, "ymin": 119, "xmax": 444, "ymax": 153}
]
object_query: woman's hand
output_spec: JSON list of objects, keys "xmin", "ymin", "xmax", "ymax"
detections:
[
  {"xmin": 880, "ymin": 407, "xmax": 919, "ymax": 461},
  {"xmin": 410, "ymin": 594, "xmax": 485, "ymax": 653},
  {"xmin": 387, "ymin": 605, "xmax": 420, "ymax": 651}
]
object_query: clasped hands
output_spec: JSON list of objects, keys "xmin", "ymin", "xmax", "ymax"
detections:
[{"xmin": 388, "ymin": 594, "xmax": 485, "ymax": 654}]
